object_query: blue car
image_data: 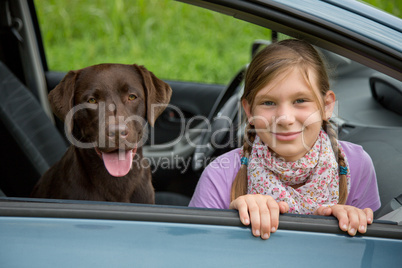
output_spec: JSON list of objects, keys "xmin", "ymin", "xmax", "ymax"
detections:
[{"xmin": 0, "ymin": 0, "xmax": 401, "ymax": 267}]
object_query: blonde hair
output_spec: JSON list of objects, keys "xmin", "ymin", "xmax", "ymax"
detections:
[{"xmin": 231, "ymin": 39, "xmax": 348, "ymax": 204}]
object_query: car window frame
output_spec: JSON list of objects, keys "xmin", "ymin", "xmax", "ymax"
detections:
[{"xmin": 1, "ymin": 197, "xmax": 401, "ymax": 239}]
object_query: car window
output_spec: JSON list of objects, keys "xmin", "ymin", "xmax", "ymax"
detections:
[
  {"xmin": 34, "ymin": 0, "xmax": 271, "ymax": 84},
  {"xmin": 1, "ymin": 2, "xmax": 402, "ymax": 255}
]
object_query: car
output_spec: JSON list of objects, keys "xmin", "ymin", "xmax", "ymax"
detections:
[{"xmin": 0, "ymin": 0, "xmax": 402, "ymax": 266}]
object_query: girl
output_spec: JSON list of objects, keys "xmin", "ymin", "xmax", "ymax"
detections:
[{"xmin": 189, "ymin": 39, "xmax": 380, "ymax": 239}]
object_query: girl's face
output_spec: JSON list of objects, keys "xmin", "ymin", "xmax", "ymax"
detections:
[{"xmin": 243, "ymin": 68, "xmax": 335, "ymax": 162}]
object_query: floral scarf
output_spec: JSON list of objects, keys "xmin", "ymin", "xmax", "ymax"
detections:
[{"xmin": 242, "ymin": 130, "xmax": 350, "ymax": 214}]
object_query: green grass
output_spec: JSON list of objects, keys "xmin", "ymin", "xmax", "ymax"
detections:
[
  {"xmin": 35, "ymin": 0, "xmax": 270, "ymax": 84},
  {"xmin": 361, "ymin": 0, "xmax": 401, "ymax": 17},
  {"xmin": 35, "ymin": 0, "xmax": 401, "ymax": 84}
]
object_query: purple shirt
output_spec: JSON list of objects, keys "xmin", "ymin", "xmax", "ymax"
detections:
[{"xmin": 189, "ymin": 141, "xmax": 381, "ymax": 211}]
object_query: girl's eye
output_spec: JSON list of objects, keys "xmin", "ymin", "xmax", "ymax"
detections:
[
  {"xmin": 88, "ymin": 98, "xmax": 97, "ymax": 104},
  {"xmin": 295, "ymin": 99, "xmax": 306, "ymax": 104},
  {"xmin": 128, "ymin": 94, "xmax": 136, "ymax": 101},
  {"xmin": 263, "ymin": 101, "xmax": 275, "ymax": 106}
]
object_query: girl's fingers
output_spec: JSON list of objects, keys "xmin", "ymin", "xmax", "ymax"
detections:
[
  {"xmin": 229, "ymin": 197, "xmax": 250, "ymax": 226},
  {"xmin": 248, "ymin": 197, "xmax": 262, "ymax": 237},
  {"xmin": 355, "ymin": 208, "xmax": 368, "ymax": 234},
  {"xmin": 267, "ymin": 197, "xmax": 281, "ymax": 234},
  {"xmin": 314, "ymin": 206, "xmax": 332, "ymax": 216},
  {"xmin": 330, "ymin": 205, "xmax": 373, "ymax": 236},
  {"xmin": 232, "ymin": 197, "xmax": 374, "ymax": 239},
  {"xmin": 278, "ymin": 201, "xmax": 290, "ymax": 214},
  {"xmin": 330, "ymin": 205, "xmax": 349, "ymax": 232},
  {"xmin": 346, "ymin": 207, "xmax": 360, "ymax": 236},
  {"xmin": 252, "ymin": 195, "xmax": 281, "ymax": 239},
  {"xmin": 363, "ymin": 208, "xmax": 373, "ymax": 224},
  {"xmin": 230, "ymin": 194, "xmax": 284, "ymax": 240},
  {"xmin": 257, "ymin": 197, "xmax": 271, "ymax": 239}
]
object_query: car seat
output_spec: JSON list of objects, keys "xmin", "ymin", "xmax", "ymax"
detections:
[{"xmin": 0, "ymin": 61, "xmax": 67, "ymax": 197}]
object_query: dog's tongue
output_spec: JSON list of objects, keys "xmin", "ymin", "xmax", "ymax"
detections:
[{"xmin": 102, "ymin": 149, "xmax": 135, "ymax": 177}]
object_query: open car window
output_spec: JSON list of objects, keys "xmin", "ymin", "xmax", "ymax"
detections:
[
  {"xmin": 1, "ymin": 2, "xmax": 402, "ymax": 265},
  {"xmin": 0, "ymin": 0, "xmax": 400, "ymax": 215}
]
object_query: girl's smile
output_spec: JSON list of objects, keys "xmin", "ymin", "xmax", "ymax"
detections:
[{"xmin": 271, "ymin": 131, "xmax": 302, "ymax": 141}]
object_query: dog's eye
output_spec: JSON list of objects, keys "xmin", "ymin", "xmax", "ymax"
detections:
[
  {"xmin": 128, "ymin": 94, "xmax": 136, "ymax": 101},
  {"xmin": 88, "ymin": 98, "xmax": 97, "ymax": 104}
]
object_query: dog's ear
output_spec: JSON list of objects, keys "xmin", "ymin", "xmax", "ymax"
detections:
[
  {"xmin": 48, "ymin": 70, "xmax": 78, "ymax": 122},
  {"xmin": 133, "ymin": 64, "xmax": 172, "ymax": 127}
]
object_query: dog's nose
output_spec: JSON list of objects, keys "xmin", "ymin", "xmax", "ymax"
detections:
[{"xmin": 107, "ymin": 124, "xmax": 129, "ymax": 139}]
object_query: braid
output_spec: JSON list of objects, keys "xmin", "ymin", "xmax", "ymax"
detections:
[
  {"xmin": 230, "ymin": 124, "xmax": 256, "ymax": 201},
  {"xmin": 323, "ymin": 120, "xmax": 348, "ymax": 204},
  {"xmin": 243, "ymin": 124, "xmax": 256, "ymax": 157}
]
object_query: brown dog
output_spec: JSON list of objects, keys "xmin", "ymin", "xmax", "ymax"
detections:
[{"xmin": 30, "ymin": 64, "xmax": 172, "ymax": 203}]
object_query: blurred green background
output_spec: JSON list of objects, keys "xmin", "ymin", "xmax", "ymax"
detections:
[{"xmin": 34, "ymin": 0, "xmax": 401, "ymax": 84}]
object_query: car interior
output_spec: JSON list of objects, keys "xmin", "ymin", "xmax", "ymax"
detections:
[{"xmin": 1, "ymin": 0, "xmax": 402, "ymax": 224}]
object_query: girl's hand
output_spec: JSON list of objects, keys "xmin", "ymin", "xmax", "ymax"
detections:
[
  {"xmin": 229, "ymin": 194, "xmax": 289, "ymax": 239},
  {"xmin": 314, "ymin": 205, "xmax": 373, "ymax": 236}
]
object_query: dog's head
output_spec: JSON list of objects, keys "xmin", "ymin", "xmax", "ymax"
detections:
[{"xmin": 48, "ymin": 63, "xmax": 172, "ymax": 177}]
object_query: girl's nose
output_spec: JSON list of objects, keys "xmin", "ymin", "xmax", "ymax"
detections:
[{"xmin": 274, "ymin": 105, "xmax": 295, "ymax": 126}]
